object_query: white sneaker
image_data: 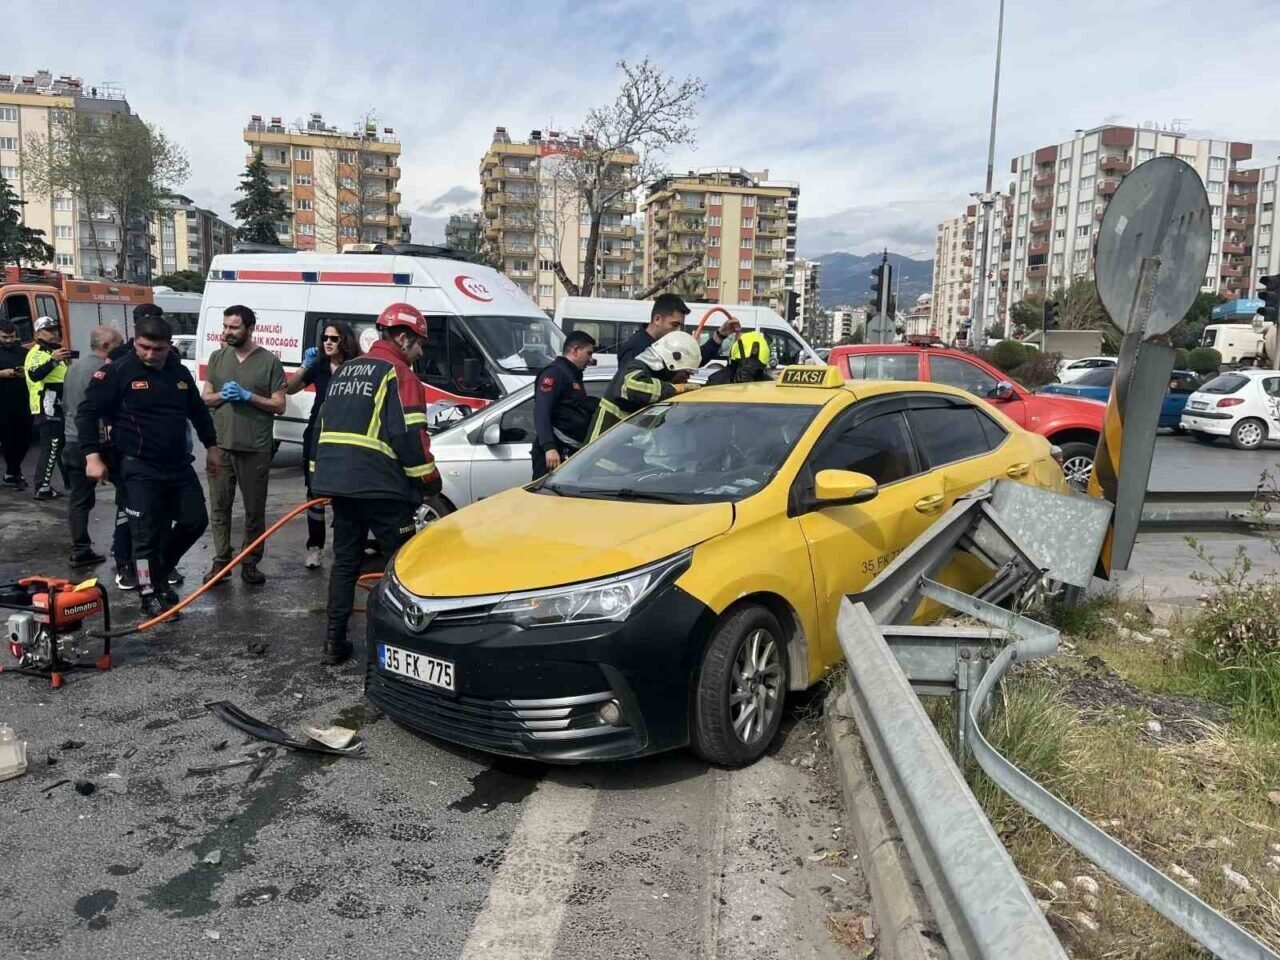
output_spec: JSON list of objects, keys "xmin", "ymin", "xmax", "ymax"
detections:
[{"xmin": 305, "ymin": 547, "xmax": 323, "ymax": 570}]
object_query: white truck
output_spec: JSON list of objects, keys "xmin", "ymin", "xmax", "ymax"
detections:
[{"xmin": 1200, "ymin": 323, "xmax": 1265, "ymax": 366}]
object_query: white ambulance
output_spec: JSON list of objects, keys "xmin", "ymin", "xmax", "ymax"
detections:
[{"xmin": 196, "ymin": 248, "xmax": 562, "ymax": 448}]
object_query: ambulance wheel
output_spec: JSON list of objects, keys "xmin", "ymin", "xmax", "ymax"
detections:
[{"xmin": 693, "ymin": 605, "xmax": 787, "ymax": 767}]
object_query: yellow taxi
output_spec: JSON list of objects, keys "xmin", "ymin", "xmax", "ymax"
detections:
[{"xmin": 366, "ymin": 367, "xmax": 1068, "ymax": 766}]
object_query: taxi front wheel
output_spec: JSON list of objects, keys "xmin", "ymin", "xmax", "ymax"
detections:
[{"xmin": 693, "ymin": 606, "xmax": 788, "ymax": 767}]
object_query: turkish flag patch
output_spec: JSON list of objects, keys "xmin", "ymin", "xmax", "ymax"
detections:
[
  {"xmin": 131, "ymin": 380, "xmax": 149, "ymax": 390},
  {"xmin": 539, "ymin": 375, "xmax": 555, "ymax": 393}
]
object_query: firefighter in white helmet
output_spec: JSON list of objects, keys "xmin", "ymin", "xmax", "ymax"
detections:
[{"xmin": 586, "ymin": 330, "xmax": 702, "ymax": 442}]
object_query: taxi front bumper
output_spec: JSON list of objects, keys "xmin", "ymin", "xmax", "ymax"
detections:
[{"xmin": 363, "ymin": 578, "xmax": 718, "ymax": 762}]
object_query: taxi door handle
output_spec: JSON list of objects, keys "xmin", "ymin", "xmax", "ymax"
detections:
[
  {"xmin": 914, "ymin": 494, "xmax": 945, "ymax": 513},
  {"xmin": 1006, "ymin": 462, "xmax": 1030, "ymax": 478}
]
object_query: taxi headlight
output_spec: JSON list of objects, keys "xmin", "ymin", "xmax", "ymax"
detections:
[{"xmin": 490, "ymin": 551, "xmax": 692, "ymax": 628}]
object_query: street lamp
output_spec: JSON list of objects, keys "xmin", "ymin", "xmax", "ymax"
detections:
[{"xmin": 971, "ymin": 0, "xmax": 1006, "ymax": 349}]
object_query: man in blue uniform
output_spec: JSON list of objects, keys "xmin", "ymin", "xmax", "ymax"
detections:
[{"xmin": 531, "ymin": 330, "xmax": 597, "ymax": 479}]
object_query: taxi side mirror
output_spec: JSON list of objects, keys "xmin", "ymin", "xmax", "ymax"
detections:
[{"xmin": 812, "ymin": 469, "xmax": 878, "ymax": 509}]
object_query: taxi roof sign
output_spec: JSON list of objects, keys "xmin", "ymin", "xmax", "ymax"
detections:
[{"xmin": 777, "ymin": 365, "xmax": 843, "ymax": 388}]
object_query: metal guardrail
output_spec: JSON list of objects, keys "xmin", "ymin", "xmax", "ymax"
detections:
[{"xmin": 834, "ymin": 481, "xmax": 1279, "ymax": 960}]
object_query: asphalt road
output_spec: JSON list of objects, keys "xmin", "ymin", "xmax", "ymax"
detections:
[
  {"xmin": 1148, "ymin": 431, "xmax": 1279, "ymax": 492},
  {"xmin": 0, "ymin": 448, "xmax": 867, "ymax": 960}
]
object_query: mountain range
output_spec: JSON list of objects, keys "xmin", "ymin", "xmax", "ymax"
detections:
[{"xmin": 812, "ymin": 252, "xmax": 934, "ymax": 310}]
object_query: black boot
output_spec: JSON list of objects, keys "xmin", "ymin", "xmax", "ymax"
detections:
[{"xmin": 322, "ymin": 622, "xmax": 352, "ymax": 666}]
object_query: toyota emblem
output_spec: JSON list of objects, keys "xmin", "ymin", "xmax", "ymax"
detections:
[{"xmin": 404, "ymin": 604, "xmax": 433, "ymax": 632}]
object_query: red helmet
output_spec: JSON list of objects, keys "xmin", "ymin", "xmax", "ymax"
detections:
[{"xmin": 376, "ymin": 302, "xmax": 428, "ymax": 338}]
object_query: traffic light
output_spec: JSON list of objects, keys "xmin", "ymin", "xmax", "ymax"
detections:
[
  {"xmin": 1043, "ymin": 298, "xmax": 1059, "ymax": 330},
  {"xmin": 869, "ymin": 262, "xmax": 893, "ymax": 313},
  {"xmin": 1258, "ymin": 276, "xmax": 1280, "ymax": 326}
]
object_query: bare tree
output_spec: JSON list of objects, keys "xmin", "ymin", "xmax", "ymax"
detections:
[
  {"xmin": 313, "ymin": 110, "xmax": 397, "ymax": 251},
  {"xmin": 633, "ymin": 256, "xmax": 706, "ymax": 300},
  {"xmin": 25, "ymin": 110, "xmax": 187, "ymax": 280},
  {"xmin": 552, "ymin": 59, "xmax": 704, "ymax": 297}
]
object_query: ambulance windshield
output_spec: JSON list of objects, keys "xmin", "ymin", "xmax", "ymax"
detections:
[{"xmin": 464, "ymin": 315, "xmax": 566, "ymax": 374}]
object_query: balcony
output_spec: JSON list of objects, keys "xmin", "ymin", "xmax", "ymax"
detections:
[
  {"xmin": 1230, "ymin": 168, "xmax": 1260, "ymax": 185},
  {"xmin": 1033, "ymin": 171, "xmax": 1054, "ymax": 188},
  {"xmin": 1100, "ymin": 127, "xmax": 1135, "ymax": 148},
  {"xmin": 1224, "ymin": 217, "xmax": 1252, "ymax": 231},
  {"xmin": 1031, "ymin": 196, "xmax": 1053, "ymax": 212},
  {"xmin": 501, "ymin": 165, "xmax": 532, "ymax": 179},
  {"xmin": 1030, "ymin": 219, "xmax": 1051, "ymax": 234},
  {"xmin": 506, "ymin": 267, "xmax": 534, "ymax": 279},
  {"xmin": 962, "ymin": 256, "xmax": 972, "ymax": 268},
  {"xmin": 1098, "ymin": 179, "xmax": 1120, "ymax": 197},
  {"xmin": 1000, "ymin": 268, "xmax": 1009, "ymax": 281},
  {"xmin": 503, "ymin": 241, "xmax": 535, "ymax": 255},
  {"xmin": 1220, "ymin": 264, "xmax": 1244, "ymax": 278},
  {"xmin": 671, "ymin": 219, "xmax": 704, "ymax": 234},
  {"xmin": 1223, "ymin": 241, "xmax": 1248, "ymax": 255},
  {"xmin": 1026, "ymin": 263, "xmax": 1049, "ymax": 278},
  {"xmin": 1028, "ymin": 241, "xmax": 1050, "ymax": 257},
  {"xmin": 387, "ymin": 191, "xmax": 402, "ymax": 205},
  {"xmin": 1226, "ymin": 193, "xmax": 1256, "ymax": 209},
  {"xmin": 263, "ymin": 155, "xmax": 290, "ymax": 169},
  {"xmin": 1099, "ymin": 155, "xmax": 1132, "ymax": 174},
  {"xmin": 1095, "ymin": 205, "xmax": 1108, "ymax": 220}
]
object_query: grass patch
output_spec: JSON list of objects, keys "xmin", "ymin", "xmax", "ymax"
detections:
[{"xmin": 938, "ymin": 595, "xmax": 1280, "ymax": 958}]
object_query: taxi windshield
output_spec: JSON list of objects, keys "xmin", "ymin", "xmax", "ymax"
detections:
[
  {"xmin": 463, "ymin": 315, "xmax": 566, "ymax": 374},
  {"xmin": 543, "ymin": 402, "xmax": 819, "ymax": 504}
]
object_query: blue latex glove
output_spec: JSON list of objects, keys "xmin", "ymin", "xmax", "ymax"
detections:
[
  {"xmin": 220, "ymin": 381, "xmax": 252, "ymax": 403},
  {"xmin": 302, "ymin": 347, "xmax": 320, "ymax": 369}
]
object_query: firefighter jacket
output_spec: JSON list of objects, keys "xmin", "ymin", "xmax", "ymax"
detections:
[
  {"xmin": 311, "ymin": 338, "xmax": 438, "ymax": 503},
  {"xmin": 76, "ymin": 347, "xmax": 217, "ymax": 467},
  {"xmin": 25, "ymin": 343, "xmax": 67, "ymax": 417},
  {"xmin": 533, "ymin": 356, "xmax": 597, "ymax": 453},
  {"xmin": 587, "ymin": 355, "xmax": 681, "ymax": 442}
]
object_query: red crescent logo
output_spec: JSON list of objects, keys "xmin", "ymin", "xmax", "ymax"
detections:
[{"xmin": 454, "ymin": 276, "xmax": 493, "ymax": 302}]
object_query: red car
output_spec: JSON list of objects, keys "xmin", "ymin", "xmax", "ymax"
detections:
[{"xmin": 827, "ymin": 344, "xmax": 1104, "ymax": 489}]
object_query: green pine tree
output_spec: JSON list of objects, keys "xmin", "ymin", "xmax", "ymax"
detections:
[
  {"xmin": 231, "ymin": 152, "xmax": 290, "ymax": 245},
  {"xmin": 0, "ymin": 173, "xmax": 55, "ymax": 267}
]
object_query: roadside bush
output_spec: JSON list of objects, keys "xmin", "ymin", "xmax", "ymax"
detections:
[
  {"xmin": 1013, "ymin": 350, "xmax": 1062, "ymax": 390},
  {"xmin": 990, "ymin": 339, "xmax": 1027, "ymax": 372},
  {"xmin": 1174, "ymin": 347, "xmax": 1190, "ymax": 370},
  {"xmin": 1187, "ymin": 347, "xmax": 1222, "ymax": 375}
]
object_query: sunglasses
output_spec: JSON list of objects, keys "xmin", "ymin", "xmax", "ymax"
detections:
[{"xmin": 321, "ymin": 335, "xmax": 342, "ymax": 343}]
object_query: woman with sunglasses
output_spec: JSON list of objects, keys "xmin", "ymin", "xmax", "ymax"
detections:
[{"xmin": 286, "ymin": 321, "xmax": 361, "ymax": 569}]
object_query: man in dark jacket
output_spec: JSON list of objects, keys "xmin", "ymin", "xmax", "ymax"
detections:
[
  {"xmin": 531, "ymin": 331, "xmax": 597, "ymax": 479},
  {"xmin": 0, "ymin": 320, "xmax": 31, "ymax": 488},
  {"xmin": 587, "ymin": 331, "xmax": 702, "ymax": 442},
  {"xmin": 615, "ymin": 293, "xmax": 739, "ymax": 368},
  {"xmin": 77, "ymin": 314, "xmax": 222, "ymax": 619}
]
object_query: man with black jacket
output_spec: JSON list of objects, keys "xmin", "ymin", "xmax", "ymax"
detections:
[
  {"xmin": 531, "ymin": 331, "xmax": 597, "ymax": 479},
  {"xmin": 0, "ymin": 321, "xmax": 31, "ymax": 488},
  {"xmin": 77, "ymin": 314, "xmax": 223, "ymax": 618},
  {"xmin": 615, "ymin": 293, "xmax": 739, "ymax": 368}
]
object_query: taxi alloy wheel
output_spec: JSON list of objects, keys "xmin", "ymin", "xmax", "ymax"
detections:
[{"xmin": 693, "ymin": 606, "xmax": 788, "ymax": 767}]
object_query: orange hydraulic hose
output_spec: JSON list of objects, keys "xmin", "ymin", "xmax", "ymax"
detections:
[
  {"xmin": 693, "ymin": 306, "xmax": 740, "ymax": 340},
  {"xmin": 97, "ymin": 497, "xmax": 332, "ymax": 638}
]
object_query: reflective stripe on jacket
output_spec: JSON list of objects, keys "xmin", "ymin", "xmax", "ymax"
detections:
[
  {"xmin": 311, "ymin": 338, "xmax": 437, "ymax": 503},
  {"xmin": 25, "ymin": 344, "xmax": 67, "ymax": 416},
  {"xmin": 586, "ymin": 358, "xmax": 677, "ymax": 443}
]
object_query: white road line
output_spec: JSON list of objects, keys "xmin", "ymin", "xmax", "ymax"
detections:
[{"xmin": 459, "ymin": 776, "xmax": 598, "ymax": 960}]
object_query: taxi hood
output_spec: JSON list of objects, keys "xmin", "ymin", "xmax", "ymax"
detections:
[{"xmin": 394, "ymin": 488, "xmax": 734, "ymax": 597}]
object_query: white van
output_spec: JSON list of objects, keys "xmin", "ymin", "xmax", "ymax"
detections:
[
  {"xmin": 1200, "ymin": 323, "xmax": 1265, "ymax": 366},
  {"xmin": 196, "ymin": 249, "xmax": 562, "ymax": 447},
  {"xmin": 153, "ymin": 287, "xmax": 203, "ymax": 374},
  {"xmin": 554, "ymin": 296, "xmax": 822, "ymax": 368}
]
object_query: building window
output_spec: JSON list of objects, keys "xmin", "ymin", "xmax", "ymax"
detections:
[
  {"xmin": 55, "ymin": 225, "xmax": 72, "ymax": 239},
  {"xmin": 1261, "ymin": 246, "xmax": 1271, "ymax": 258},
  {"xmin": 741, "ymin": 195, "xmax": 755, "ymax": 207},
  {"xmin": 1079, "ymin": 175, "xmax": 1095, "ymax": 192},
  {"xmin": 707, "ymin": 257, "xmax": 720, "ymax": 267},
  {"xmin": 1056, "ymin": 206, "xmax": 1067, "ymax": 217},
  {"xmin": 1082, "ymin": 150, "xmax": 1097, "ymax": 166},
  {"xmin": 0, "ymin": 137, "xmax": 18, "ymax": 151},
  {"xmin": 0, "ymin": 165, "xmax": 18, "ymax": 180},
  {"xmin": 294, "ymin": 148, "xmax": 312, "ymax": 161},
  {"xmin": 297, "ymin": 223, "xmax": 314, "ymax": 236},
  {"xmin": 740, "ymin": 236, "xmax": 752, "ymax": 248},
  {"xmin": 1021, "ymin": 169, "xmax": 1031, "ymax": 181},
  {"xmin": 276, "ymin": 222, "xmax": 291, "ymax": 236},
  {"xmin": 739, "ymin": 258, "xmax": 751, "ymax": 269},
  {"xmin": 1059, "ymin": 158, "xmax": 1071, "ymax": 171},
  {"xmin": 1263, "ymin": 224, "xmax": 1273, "ymax": 236},
  {"xmin": 1054, "ymin": 229, "xmax": 1066, "ymax": 239},
  {"xmin": 538, "ymin": 284, "xmax": 553, "ymax": 298},
  {"xmin": 1137, "ymin": 147, "xmax": 1154, "ymax": 162},
  {"xmin": 1211, "ymin": 205, "xmax": 1221, "ymax": 218},
  {"xmin": 1208, "ymin": 180, "xmax": 1223, "ymax": 194},
  {"xmin": 1077, "ymin": 200, "xmax": 1091, "ymax": 216},
  {"xmin": 53, "ymin": 196, "xmax": 73, "ymax": 211},
  {"xmin": 0, "ymin": 107, "xmax": 16, "ymax": 123},
  {"xmin": 338, "ymin": 176, "xmax": 356, "ymax": 189},
  {"xmin": 55, "ymin": 253, "xmax": 73, "ymax": 267},
  {"xmin": 708, "ymin": 193, "xmax": 722, "ymax": 204},
  {"xmin": 741, "ymin": 218, "xmax": 754, "ymax": 229},
  {"xmin": 708, "ymin": 236, "xmax": 720, "ymax": 247},
  {"xmin": 1057, "ymin": 182, "xmax": 1069, "ymax": 195},
  {"xmin": 708, "ymin": 215, "xmax": 721, "ymax": 226},
  {"xmin": 296, "ymin": 198, "xmax": 312, "ymax": 211},
  {"xmin": 1210, "ymin": 156, "xmax": 1226, "ymax": 172},
  {"xmin": 295, "ymin": 174, "xmax": 312, "ymax": 186},
  {"xmin": 1017, "ymin": 214, "xmax": 1027, "ymax": 230},
  {"xmin": 1076, "ymin": 225, "xmax": 1090, "ymax": 238},
  {"xmin": 739, "ymin": 278, "xmax": 751, "ymax": 290},
  {"xmin": 340, "ymin": 225, "xmax": 358, "ymax": 238},
  {"xmin": 338, "ymin": 151, "xmax": 356, "ymax": 164}
]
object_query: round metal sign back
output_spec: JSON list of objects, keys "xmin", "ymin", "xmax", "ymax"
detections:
[{"xmin": 1094, "ymin": 156, "xmax": 1212, "ymax": 337}]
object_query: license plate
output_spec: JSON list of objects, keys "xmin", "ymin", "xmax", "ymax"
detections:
[
  {"xmin": 1189, "ymin": 400, "xmax": 1208, "ymax": 410},
  {"xmin": 379, "ymin": 643, "xmax": 455, "ymax": 691}
]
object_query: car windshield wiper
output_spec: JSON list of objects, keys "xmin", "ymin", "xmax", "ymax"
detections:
[{"xmin": 606, "ymin": 487, "xmax": 694, "ymax": 504}]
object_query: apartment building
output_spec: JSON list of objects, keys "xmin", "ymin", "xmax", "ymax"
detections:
[
  {"xmin": 244, "ymin": 112, "xmax": 403, "ymax": 253},
  {"xmin": 480, "ymin": 127, "xmax": 641, "ymax": 310},
  {"xmin": 1003, "ymin": 126, "xmax": 1255, "ymax": 319},
  {"xmin": 827, "ymin": 306, "xmax": 867, "ymax": 344},
  {"xmin": 151, "ymin": 194, "xmax": 234, "ymax": 276},
  {"xmin": 0, "ymin": 69, "xmax": 152, "ymax": 280},
  {"xmin": 445, "ymin": 211, "xmax": 482, "ymax": 250},
  {"xmin": 1240, "ymin": 165, "xmax": 1280, "ymax": 293},
  {"xmin": 932, "ymin": 213, "xmax": 976, "ymax": 344},
  {"xmin": 642, "ymin": 168, "xmax": 799, "ymax": 313},
  {"xmin": 792, "ymin": 258, "xmax": 821, "ymax": 334},
  {"xmin": 902, "ymin": 294, "xmax": 933, "ymax": 338}
]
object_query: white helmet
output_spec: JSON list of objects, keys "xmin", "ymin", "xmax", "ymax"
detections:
[{"xmin": 640, "ymin": 331, "xmax": 701, "ymax": 374}]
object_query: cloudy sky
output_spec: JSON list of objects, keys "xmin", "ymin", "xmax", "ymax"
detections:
[{"xmin": 12, "ymin": 0, "xmax": 1280, "ymax": 259}]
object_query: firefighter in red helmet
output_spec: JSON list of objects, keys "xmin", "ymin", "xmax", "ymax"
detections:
[{"xmin": 311, "ymin": 302, "xmax": 440, "ymax": 665}]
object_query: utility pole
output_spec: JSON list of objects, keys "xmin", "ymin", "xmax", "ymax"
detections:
[{"xmin": 971, "ymin": 0, "xmax": 1006, "ymax": 349}]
